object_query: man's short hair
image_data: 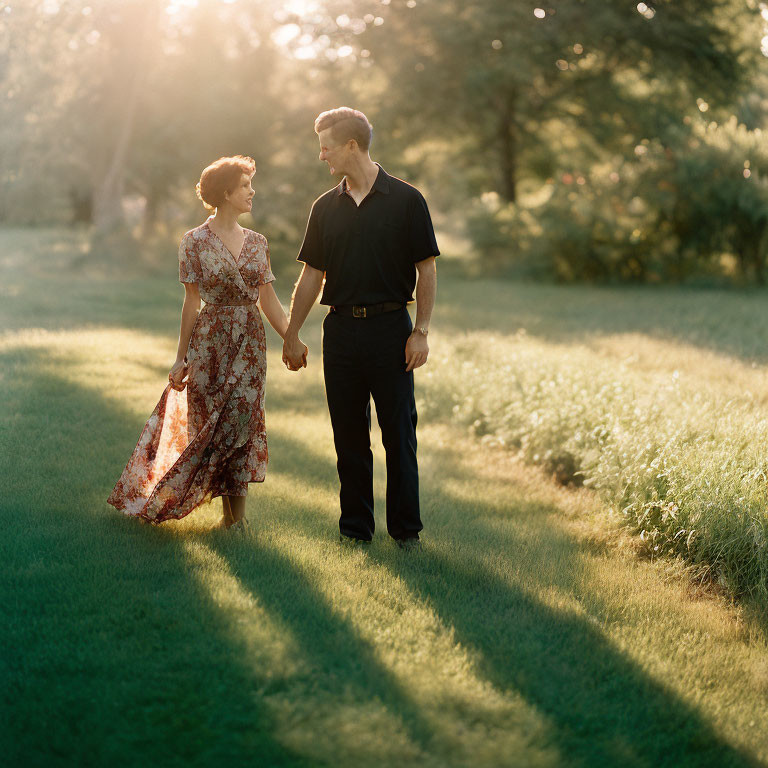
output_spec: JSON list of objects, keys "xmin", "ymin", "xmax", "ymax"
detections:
[{"xmin": 314, "ymin": 107, "xmax": 372, "ymax": 151}]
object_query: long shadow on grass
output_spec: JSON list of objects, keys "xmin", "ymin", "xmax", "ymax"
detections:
[
  {"xmin": 0, "ymin": 348, "xmax": 314, "ymax": 768},
  {"xmin": 369, "ymin": 460, "xmax": 760, "ymax": 767},
  {"xmin": 207, "ymin": 536, "xmax": 439, "ymax": 761},
  {"xmin": 210, "ymin": 425, "xmax": 442, "ymax": 759},
  {"xmin": 374, "ymin": 546, "xmax": 758, "ymax": 768},
  {"xmin": 261, "ymin": 430, "xmax": 759, "ymax": 767}
]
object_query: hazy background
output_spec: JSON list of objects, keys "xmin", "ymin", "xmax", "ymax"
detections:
[
  {"xmin": 5, "ymin": 4, "xmax": 768, "ymax": 763},
  {"xmin": 3, "ymin": 0, "xmax": 768, "ymax": 282}
]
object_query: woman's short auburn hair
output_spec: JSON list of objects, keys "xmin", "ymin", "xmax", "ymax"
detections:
[
  {"xmin": 195, "ymin": 155, "xmax": 255, "ymax": 210},
  {"xmin": 314, "ymin": 107, "xmax": 372, "ymax": 151}
]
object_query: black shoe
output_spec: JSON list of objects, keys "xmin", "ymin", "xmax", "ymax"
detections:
[
  {"xmin": 394, "ymin": 537, "xmax": 421, "ymax": 550},
  {"xmin": 339, "ymin": 533, "xmax": 371, "ymax": 548}
]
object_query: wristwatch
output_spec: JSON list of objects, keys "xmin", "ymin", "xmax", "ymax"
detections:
[{"xmin": 412, "ymin": 326, "xmax": 429, "ymax": 336}]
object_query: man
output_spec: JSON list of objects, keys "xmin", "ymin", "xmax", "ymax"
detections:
[{"xmin": 283, "ymin": 107, "xmax": 438, "ymax": 549}]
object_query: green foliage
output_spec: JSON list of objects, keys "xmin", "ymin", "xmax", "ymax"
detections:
[
  {"xmin": 419, "ymin": 283, "xmax": 768, "ymax": 601},
  {"xmin": 659, "ymin": 118, "xmax": 768, "ymax": 282},
  {"xmin": 468, "ymin": 116, "xmax": 768, "ymax": 283},
  {"xmin": 2, "ymin": 0, "xmax": 767, "ymax": 281}
]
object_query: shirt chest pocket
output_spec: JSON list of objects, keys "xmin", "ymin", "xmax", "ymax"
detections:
[{"xmin": 364, "ymin": 220, "xmax": 407, "ymax": 254}]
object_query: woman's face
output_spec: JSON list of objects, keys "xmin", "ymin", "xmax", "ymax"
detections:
[{"xmin": 225, "ymin": 173, "xmax": 255, "ymax": 214}]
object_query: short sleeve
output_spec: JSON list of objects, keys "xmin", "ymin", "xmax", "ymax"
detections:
[
  {"xmin": 258, "ymin": 233, "xmax": 276, "ymax": 285},
  {"xmin": 409, "ymin": 191, "xmax": 440, "ymax": 263},
  {"xmin": 178, "ymin": 233, "xmax": 202, "ymax": 284},
  {"xmin": 297, "ymin": 201, "xmax": 325, "ymax": 270}
]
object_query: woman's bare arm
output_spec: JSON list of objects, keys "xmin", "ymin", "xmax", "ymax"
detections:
[
  {"xmin": 257, "ymin": 281, "xmax": 289, "ymax": 339},
  {"xmin": 169, "ymin": 282, "xmax": 200, "ymax": 389}
]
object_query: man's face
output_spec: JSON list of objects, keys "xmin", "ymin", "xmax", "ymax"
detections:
[{"xmin": 318, "ymin": 128, "xmax": 349, "ymax": 176}]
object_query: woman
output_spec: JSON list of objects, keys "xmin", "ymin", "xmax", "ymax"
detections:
[{"xmin": 108, "ymin": 155, "xmax": 307, "ymax": 529}]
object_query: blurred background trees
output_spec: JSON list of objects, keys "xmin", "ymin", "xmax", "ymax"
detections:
[{"xmin": 2, "ymin": 0, "xmax": 767, "ymax": 283}]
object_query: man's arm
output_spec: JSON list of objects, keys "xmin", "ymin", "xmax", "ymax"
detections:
[
  {"xmin": 405, "ymin": 256, "xmax": 436, "ymax": 372},
  {"xmin": 282, "ymin": 263, "xmax": 324, "ymax": 369}
]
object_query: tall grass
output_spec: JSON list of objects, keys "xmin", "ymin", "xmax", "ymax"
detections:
[{"xmin": 420, "ymin": 328, "xmax": 768, "ymax": 599}]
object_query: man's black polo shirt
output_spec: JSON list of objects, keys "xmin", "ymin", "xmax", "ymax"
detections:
[{"xmin": 297, "ymin": 164, "xmax": 439, "ymax": 306}]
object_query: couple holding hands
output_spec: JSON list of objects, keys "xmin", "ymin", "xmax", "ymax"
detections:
[{"xmin": 108, "ymin": 107, "xmax": 439, "ymax": 548}]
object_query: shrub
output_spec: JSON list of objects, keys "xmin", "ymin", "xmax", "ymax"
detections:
[{"xmin": 420, "ymin": 332, "xmax": 768, "ymax": 599}]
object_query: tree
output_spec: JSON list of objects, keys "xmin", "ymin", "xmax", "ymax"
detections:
[{"xmin": 357, "ymin": 0, "xmax": 757, "ymax": 204}]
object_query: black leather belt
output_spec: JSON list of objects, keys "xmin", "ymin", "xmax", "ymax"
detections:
[{"xmin": 330, "ymin": 302, "xmax": 404, "ymax": 318}]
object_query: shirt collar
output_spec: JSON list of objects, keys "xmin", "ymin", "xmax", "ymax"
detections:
[{"xmin": 337, "ymin": 163, "xmax": 390, "ymax": 197}]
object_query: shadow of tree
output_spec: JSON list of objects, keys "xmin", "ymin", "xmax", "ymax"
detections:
[
  {"xmin": 266, "ymin": 430, "xmax": 761, "ymax": 768},
  {"xmin": 0, "ymin": 347, "xmax": 313, "ymax": 767},
  {"xmin": 2, "ymin": 343, "xmax": 761, "ymax": 768},
  {"xmin": 206, "ymin": 535, "xmax": 441, "ymax": 762}
]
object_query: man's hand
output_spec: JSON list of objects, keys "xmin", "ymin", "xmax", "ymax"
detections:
[
  {"xmin": 405, "ymin": 331, "xmax": 429, "ymax": 372},
  {"xmin": 282, "ymin": 335, "xmax": 308, "ymax": 371}
]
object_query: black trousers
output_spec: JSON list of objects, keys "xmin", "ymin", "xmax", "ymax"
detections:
[{"xmin": 322, "ymin": 307, "xmax": 422, "ymax": 541}]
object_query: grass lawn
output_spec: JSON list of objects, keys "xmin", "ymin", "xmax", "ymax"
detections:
[{"xmin": 1, "ymin": 228, "xmax": 767, "ymax": 767}]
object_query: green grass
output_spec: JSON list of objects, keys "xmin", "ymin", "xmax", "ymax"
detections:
[
  {"xmin": 1, "ymin": 228, "xmax": 768, "ymax": 767},
  {"xmin": 424, "ymin": 279, "xmax": 768, "ymax": 599}
]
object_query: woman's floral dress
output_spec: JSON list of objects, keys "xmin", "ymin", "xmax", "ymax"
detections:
[{"xmin": 107, "ymin": 219, "xmax": 275, "ymax": 523}]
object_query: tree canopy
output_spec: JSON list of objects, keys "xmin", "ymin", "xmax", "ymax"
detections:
[{"xmin": 2, "ymin": 0, "xmax": 767, "ymax": 282}]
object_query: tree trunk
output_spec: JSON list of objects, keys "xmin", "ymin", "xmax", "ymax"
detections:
[
  {"xmin": 752, "ymin": 241, "xmax": 765, "ymax": 286},
  {"xmin": 92, "ymin": 164, "xmax": 126, "ymax": 234},
  {"xmin": 753, "ymin": 223, "xmax": 768, "ymax": 286},
  {"xmin": 70, "ymin": 186, "xmax": 92, "ymax": 225},
  {"xmin": 92, "ymin": 3, "xmax": 158, "ymax": 235},
  {"xmin": 142, "ymin": 187, "xmax": 161, "ymax": 240},
  {"xmin": 497, "ymin": 94, "xmax": 518, "ymax": 204}
]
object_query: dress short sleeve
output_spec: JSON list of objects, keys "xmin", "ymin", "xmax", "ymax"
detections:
[
  {"xmin": 258, "ymin": 233, "xmax": 276, "ymax": 286},
  {"xmin": 409, "ymin": 191, "xmax": 440, "ymax": 263},
  {"xmin": 178, "ymin": 233, "xmax": 202, "ymax": 284}
]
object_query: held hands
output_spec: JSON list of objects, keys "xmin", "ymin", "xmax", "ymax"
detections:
[
  {"xmin": 405, "ymin": 331, "xmax": 429, "ymax": 372},
  {"xmin": 168, "ymin": 358, "xmax": 188, "ymax": 391},
  {"xmin": 282, "ymin": 336, "xmax": 309, "ymax": 372}
]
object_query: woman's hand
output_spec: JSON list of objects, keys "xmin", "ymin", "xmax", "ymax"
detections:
[
  {"xmin": 282, "ymin": 335, "xmax": 308, "ymax": 371},
  {"xmin": 168, "ymin": 358, "xmax": 188, "ymax": 390}
]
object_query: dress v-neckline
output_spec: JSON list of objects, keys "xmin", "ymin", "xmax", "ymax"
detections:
[{"xmin": 205, "ymin": 222, "xmax": 246, "ymax": 266}]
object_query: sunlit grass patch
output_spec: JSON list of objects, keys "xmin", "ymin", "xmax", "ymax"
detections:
[
  {"xmin": 3, "ymin": 230, "xmax": 768, "ymax": 765},
  {"xmin": 420, "ymin": 323, "xmax": 768, "ymax": 599}
]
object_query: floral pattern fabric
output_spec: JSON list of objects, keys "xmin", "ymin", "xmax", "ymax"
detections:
[{"xmin": 108, "ymin": 220, "xmax": 275, "ymax": 523}]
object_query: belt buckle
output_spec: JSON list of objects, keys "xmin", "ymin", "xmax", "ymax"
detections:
[{"xmin": 352, "ymin": 305, "xmax": 367, "ymax": 318}]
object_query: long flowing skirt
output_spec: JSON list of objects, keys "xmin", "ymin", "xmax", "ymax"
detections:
[{"xmin": 107, "ymin": 305, "xmax": 268, "ymax": 523}]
